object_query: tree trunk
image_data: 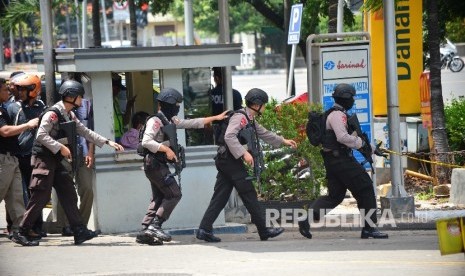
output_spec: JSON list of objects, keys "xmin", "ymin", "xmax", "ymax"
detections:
[
  {"xmin": 92, "ymin": 0, "xmax": 101, "ymax": 47},
  {"xmin": 128, "ymin": 0, "xmax": 137, "ymax": 46},
  {"xmin": 427, "ymin": 0, "xmax": 451, "ymax": 184},
  {"xmin": 328, "ymin": 0, "xmax": 338, "ymax": 33}
]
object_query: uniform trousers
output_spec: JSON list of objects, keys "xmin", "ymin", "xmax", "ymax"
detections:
[
  {"xmin": 19, "ymin": 155, "xmax": 83, "ymax": 230},
  {"xmin": 0, "ymin": 153, "xmax": 26, "ymax": 230},
  {"xmin": 17, "ymin": 154, "xmax": 43, "ymax": 230},
  {"xmin": 199, "ymin": 152, "xmax": 266, "ymax": 233},
  {"xmin": 310, "ymin": 151, "xmax": 377, "ymax": 227},
  {"xmin": 141, "ymin": 155, "xmax": 182, "ymax": 225},
  {"xmin": 55, "ymin": 164, "xmax": 95, "ymax": 227}
]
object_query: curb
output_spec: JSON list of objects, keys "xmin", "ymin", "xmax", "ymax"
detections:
[{"xmin": 167, "ymin": 223, "xmax": 248, "ymax": 236}]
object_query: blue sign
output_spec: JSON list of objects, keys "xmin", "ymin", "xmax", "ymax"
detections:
[
  {"xmin": 320, "ymin": 44, "xmax": 373, "ymax": 171},
  {"xmin": 287, "ymin": 4, "xmax": 303, "ymax": 45}
]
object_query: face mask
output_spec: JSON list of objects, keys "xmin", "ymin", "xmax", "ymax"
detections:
[
  {"xmin": 160, "ymin": 103, "xmax": 180, "ymax": 121},
  {"xmin": 335, "ymin": 97, "xmax": 354, "ymax": 110}
]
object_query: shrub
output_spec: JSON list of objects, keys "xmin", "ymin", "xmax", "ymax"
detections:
[
  {"xmin": 444, "ymin": 97, "xmax": 465, "ymax": 165},
  {"xmin": 256, "ymin": 98, "xmax": 326, "ymax": 201}
]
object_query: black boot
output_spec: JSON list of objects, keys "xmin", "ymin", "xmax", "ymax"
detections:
[
  {"xmin": 73, "ymin": 225, "xmax": 99, "ymax": 245},
  {"xmin": 361, "ymin": 227, "xmax": 389, "ymax": 239},
  {"xmin": 136, "ymin": 227, "xmax": 163, "ymax": 246},
  {"xmin": 196, "ymin": 228, "xmax": 221, "ymax": 243},
  {"xmin": 11, "ymin": 228, "xmax": 39, "ymax": 246},
  {"xmin": 258, "ymin": 227, "xmax": 284, "ymax": 241},
  {"xmin": 146, "ymin": 216, "xmax": 172, "ymax": 242},
  {"xmin": 61, "ymin": 226, "xmax": 74, "ymax": 237},
  {"xmin": 298, "ymin": 220, "xmax": 312, "ymax": 239}
]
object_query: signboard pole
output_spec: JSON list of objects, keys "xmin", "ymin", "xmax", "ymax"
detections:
[
  {"xmin": 286, "ymin": 45, "xmax": 297, "ymax": 97},
  {"xmin": 286, "ymin": 4, "xmax": 303, "ymax": 97}
]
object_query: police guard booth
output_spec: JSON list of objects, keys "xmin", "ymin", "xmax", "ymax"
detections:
[{"xmin": 37, "ymin": 44, "xmax": 242, "ymax": 233}]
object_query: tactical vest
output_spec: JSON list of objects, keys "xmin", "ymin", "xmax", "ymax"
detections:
[
  {"xmin": 32, "ymin": 107, "xmax": 69, "ymax": 158},
  {"xmin": 137, "ymin": 112, "xmax": 171, "ymax": 160},
  {"xmin": 216, "ymin": 109, "xmax": 249, "ymax": 147},
  {"xmin": 321, "ymin": 106, "xmax": 351, "ymax": 153}
]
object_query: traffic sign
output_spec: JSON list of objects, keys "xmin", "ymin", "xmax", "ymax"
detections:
[{"xmin": 287, "ymin": 4, "xmax": 303, "ymax": 44}]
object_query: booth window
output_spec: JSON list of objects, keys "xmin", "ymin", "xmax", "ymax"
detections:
[{"xmin": 182, "ymin": 68, "xmax": 214, "ymax": 146}]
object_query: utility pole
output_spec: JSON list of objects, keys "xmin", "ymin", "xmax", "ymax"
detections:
[
  {"xmin": 218, "ymin": 0, "xmax": 233, "ymax": 111},
  {"xmin": 101, "ymin": 0, "xmax": 109, "ymax": 43},
  {"xmin": 184, "ymin": 0, "xmax": 194, "ymax": 45},
  {"xmin": 39, "ymin": 0, "xmax": 56, "ymax": 105},
  {"xmin": 75, "ymin": 0, "xmax": 81, "ymax": 48},
  {"xmin": 82, "ymin": 0, "xmax": 88, "ymax": 48},
  {"xmin": 381, "ymin": 0, "xmax": 414, "ymax": 217}
]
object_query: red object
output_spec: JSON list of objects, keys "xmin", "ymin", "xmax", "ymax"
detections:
[
  {"xmin": 140, "ymin": 3, "xmax": 149, "ymax": 11},
  {"xmin": 282, "ymin": 92, "xmax": 308, "ymax": 104}
]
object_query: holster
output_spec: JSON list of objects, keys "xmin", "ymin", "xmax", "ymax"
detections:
[{"xmin": 144, "ymin": 153, "xmax": 163, "ymax": 170}]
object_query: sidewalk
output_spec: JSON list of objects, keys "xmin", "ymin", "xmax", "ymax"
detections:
[{"xmin": 2, "ymin": 197, "xmax": 465, "ymax": 237}]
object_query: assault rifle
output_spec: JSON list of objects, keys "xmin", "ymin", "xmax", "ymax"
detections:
[
  {"xmin": 347, "ymin": 114, "xmax": 375, "ymax": 172},
  {"xmin": 161, "ymin": 123, "xmax": 186, "ymax": 185},
  {"xmin": 239, "ymin": 124, "xmax": 265, "ymax": 191},
  {"xmin": 59, "ymin": 120, "xmax": 83, "ymax": 177}
]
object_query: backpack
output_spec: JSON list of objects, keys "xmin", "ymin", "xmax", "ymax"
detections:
[
  {"xmin": 305, "ymin": 107, "xmax": 338, "ymax": 147},
  {"xmin": 136, "ymin": 112, "xmax": 170, "ymax": 157}
]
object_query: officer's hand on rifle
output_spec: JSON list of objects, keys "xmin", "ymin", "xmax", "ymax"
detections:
[
  {"xmin": 243, "ymin": 151, "xmax": 254, "ymax": 167},
  {"xmin": 283, "ymin": 139, "xmax": 297, "ymax": 149},
  {"xmin": 160, "ymin": 144, "xmax": 177, "ymax": 162},
  {"xmin": 359, "ymin": 139, "xmax": 373, "ymax": 156},
  {"xmin": 374, "ymin": 141, "xmax": 388, "ymax": 157},
  {"xmin": 60, "ymin": 145, "xmax": 72, "ymax": 160}
]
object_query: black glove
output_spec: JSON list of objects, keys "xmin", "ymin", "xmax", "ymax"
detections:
[
  {"xmin": 374, "ymin": 141, "xmax": 388, "ymax": 157},
  {"xmin": 359, "ymin": 134, "xmax": 372, "ymax": 156}
]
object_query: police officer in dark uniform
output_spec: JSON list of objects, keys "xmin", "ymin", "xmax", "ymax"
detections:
[
  {"xmin": 136, "ymin": 88, "xmax": 228, "ymax": 245},
  {"xmin": 1, "ymin": 78, "xmax": 38, "ymax": 243},
  {"xmin": 196, "ymin": 88, "xmax": 297, "ymax": 242},
  {"xmin": 11, "ymin": 80, "xmax": 124, "ymax": 246},
  {"xmin": 298, "ymin": 83, "xmax": 388, "ymax": 239},
  {"xmin": 7, "ymin": 73, "xmax": 47, "ymax": 239}
]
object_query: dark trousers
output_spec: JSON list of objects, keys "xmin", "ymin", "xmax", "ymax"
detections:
[
  {"xmin": 199, "ymin": 153, "xmax": 266, "ymax": 233},
  {"xmin": 20, "ymin": 155, "xmax": 83, "ymax": 230},
  {"xmin": 141, "ymin": 156, "xmax": 182, "ymax": 226},
  {"xmin": 17, "ymin": 154, "xmax": 43, "ymax": 231},
  {"xmin": 310, "ymin": 151, "xmax": 377, "ymax": 228}
]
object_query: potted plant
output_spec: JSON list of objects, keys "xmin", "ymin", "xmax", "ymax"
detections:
[{"xmin": 255, "ymin": 99, "xmax": 327, "ymax": 220}]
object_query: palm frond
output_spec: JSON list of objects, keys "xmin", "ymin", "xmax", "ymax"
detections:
[{"xmin": 0, "ymin": 0, "xmax": 40, "ymax": 31}]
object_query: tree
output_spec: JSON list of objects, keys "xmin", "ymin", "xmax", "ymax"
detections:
[
  {"xmin": 426, "ymin": 0, "xmax": 450, "ymax": 184},
  {"xmin": 128, "ymin": 0, "xmax": 136, "ymax": 46},
  {"xmin": 92, "ymin": 0, "xmax": 101, "ymax": 47},
  {"xmin": 141, "ymin": 0, "xmax": 354, "ymax": 61}
]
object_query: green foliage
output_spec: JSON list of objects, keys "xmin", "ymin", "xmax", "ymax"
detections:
[
  {"xmin": 415, "ymin": 188, "xmax": 435, "ymax": 201},
  {"xmin": 444, "ymin": 97, "xmax": 465, "ymax": 165},
  {"xmin": 170, "ymin": 0, "xmax": 268, "ymax": 37},
  {"xmin": 445, "ymin": 18, "xmax": 465, "ymax": 42},
  {"xmin": 257, "ymin": 99, "xmax": 326, "ymax": 201}
]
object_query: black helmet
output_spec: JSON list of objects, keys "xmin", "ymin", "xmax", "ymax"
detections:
[
  {"xmin": 58, "ymin": 80, "xmax": 85, "ymax": 98},
  {"xmin": 157, "ymin": 88, "xmax": 183, "ymax": 104},
  {"xmin": 245, "ymin": 88, "xmax": 268, "ymax": 106},
  {"xmin": 332, "ymin": 83, "xmax": 355, "ymax": 99}
]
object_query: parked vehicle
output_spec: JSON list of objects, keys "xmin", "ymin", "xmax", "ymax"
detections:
[
  {"xmin": 425, "ymin": 38, "xmax": 464, "ymax": 72},
  {"xmin": 440, "ymin": 39, "xmax": 464, "ymax": 72}
]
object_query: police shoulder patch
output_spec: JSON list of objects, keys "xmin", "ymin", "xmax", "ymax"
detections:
[
  {"xmin": 49, "ymin": 112, "xmax": 58, "ymax": 122},
  {"xmin": 240, "ymin": 117, "xmax": 247, "ymax": 127}
]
